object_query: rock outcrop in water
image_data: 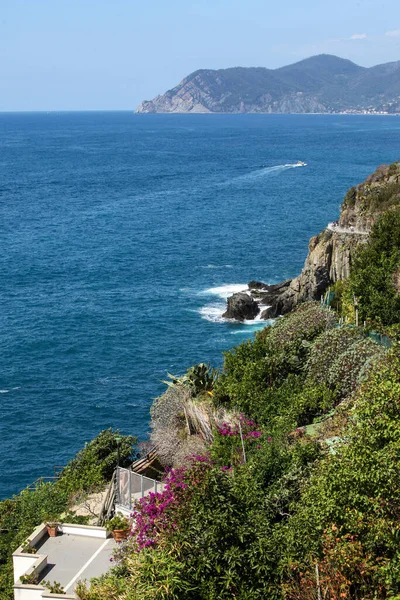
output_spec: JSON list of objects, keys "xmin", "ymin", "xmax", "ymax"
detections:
[
  {"xmin": 225, "ymin": 162, "xmax": 400, "ymax": 320},
  {"xmin": 222, "ymin": 292, "xmax": 259, "ymax": 321}
]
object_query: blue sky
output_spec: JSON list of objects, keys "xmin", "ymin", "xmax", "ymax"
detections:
[{"xmin": 1, "ymin": 0, "xmax": 400, "ymax": 111}]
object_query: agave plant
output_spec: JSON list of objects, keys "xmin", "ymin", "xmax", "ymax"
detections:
[{"xmin": 162, "ymin": 363, "xmax": 218, "ymax": 394}]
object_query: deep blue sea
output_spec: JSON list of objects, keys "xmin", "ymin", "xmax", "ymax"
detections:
[{"xmin": 1, "ymin": 112, "xmax": 399, "ymax": 499}]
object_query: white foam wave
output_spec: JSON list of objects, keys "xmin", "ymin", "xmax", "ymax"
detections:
[
  {"xmin": 200, "ymin": 284, "xmax": 248, "ymax": 299},
  {"xmin": 199, "ymin": 303, "xmax": 227, "ymax": 323},
  {"xmin": 230, "ymin": 318, "xmax": 275, "ymax": 334},
  {"xmin": 0, "ymin": 390, "xmax": 9, "ymax": 394},
  {"xmin": 198, "ymin": 285, "xmax": 274, "ymax": 325},
  {"xmin": 201, "ymin": 264, "xmax": 233, "ymax": 269},
  {"xmin": 243, "ymin": 305, "xmax": 271, "ymax": 323}
]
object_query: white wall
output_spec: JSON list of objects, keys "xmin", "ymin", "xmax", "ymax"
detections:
[
  {"xmin": 13, "ymin": 584, "xmax": 45, "ymax": 600},
  {"xmin": 114, "ymin": 504, "xmax": 132, "ymax": 518},
  {"xmin": 60, "ymin": 524, "xmax": 107, "ymax": 539},
  {"xmin": 12, "ymin": 557, "xmax": 38, "ymax": 585}
]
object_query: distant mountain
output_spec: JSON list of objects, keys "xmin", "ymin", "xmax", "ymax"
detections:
[{"xmin": 136, "ymin": 54, "xmax": 400, "ymax": 114}]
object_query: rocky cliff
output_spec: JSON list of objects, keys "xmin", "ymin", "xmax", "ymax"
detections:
[
  {"xmin": 136, "ymin": 55, "xmax": 400, "ymax": 114},
  {"xmin": 224, "ymin": 162, "xmax": 400, "ymax": 320}
]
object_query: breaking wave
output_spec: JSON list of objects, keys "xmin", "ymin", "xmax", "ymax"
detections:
[{"xmin": 197, "ymin": 284, "xmax": 270, "ymax": 326}]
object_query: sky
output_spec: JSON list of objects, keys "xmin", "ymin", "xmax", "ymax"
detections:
[{"xmin": 1, "ymin": 0, "xmax": 400, "ymax": 111}]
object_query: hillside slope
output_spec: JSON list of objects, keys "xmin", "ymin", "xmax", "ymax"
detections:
[{"xmin": 136, "ymin": 54, "xmax": 400, "ymax": 114}]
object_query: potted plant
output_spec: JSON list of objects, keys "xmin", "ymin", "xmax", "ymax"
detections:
[
  {"xmin": 43, "ymin": 580, "xmax": 66, "ymax": 594},
  {"xmin": 20, "ymin": 572, "xmax": 39, "ymax": 585},
  {"xmin": 44, "ymin": 514, "xmax": 60, "ymax": 537},
  {"xmin": 21, "ymin": 540, "xmax": 37, "ymax": 554},
  {"xmin": 106, "ymin": 513, "xmax": 131, "ymax": 542}
]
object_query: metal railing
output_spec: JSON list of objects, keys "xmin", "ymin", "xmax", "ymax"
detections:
[
  {"xmin": 25, "ymin": 466, "xmax": 65, "ymax": 491},
  {"xmin": 116, "ymin": 467, "xmax": 165, "ymax": 512}
]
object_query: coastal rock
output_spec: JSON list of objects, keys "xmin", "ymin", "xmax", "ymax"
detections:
[
  {"xmin": 222, "ymin": 292, "xmax": 259, "ymax": 321},
  {"xmin": 248, "ymin": 280, "xmax": 269, "ymax": 290},
  {"xmin": 224, "ymin": 162, "xmax": 400, "ymax": 320},
  {"xmin": 260, "ymin": 230, "xmax": 361, "ymax": 318}
]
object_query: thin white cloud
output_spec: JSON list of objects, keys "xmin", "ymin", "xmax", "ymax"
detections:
[
  {"xmin": 349, "ymin": 33, "xmax": 367, "ymax": 40},
  {"xmin": 385, "ymin": 30, "xmax": 400, "ymax": 37}
]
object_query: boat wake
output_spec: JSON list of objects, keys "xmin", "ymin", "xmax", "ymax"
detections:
[{"xmin": 226, "ymin": 162, "xmax": 306, "ymax": 185}]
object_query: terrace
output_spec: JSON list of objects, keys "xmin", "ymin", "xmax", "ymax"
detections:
[
  {"xmin": 13, "ymin": 523, "xmax": 115, "ymax": 599},
  {"xmin": 13, "ymin": 468, "xmax": 164, "ymax": 599}
]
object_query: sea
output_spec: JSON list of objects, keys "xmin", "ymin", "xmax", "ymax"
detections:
[{"xmin": 1, "ymin": 112, "xmax": 399, "ymax": 499}]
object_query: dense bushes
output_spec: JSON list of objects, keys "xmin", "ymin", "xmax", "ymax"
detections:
[
  {"xmin": 328, "ymin": 337, "xmax": 385, "ymax": 399},
  {"xmin": 79, "ymin": 439, "xmax": 321, "ymax": 600},
  {"xmin": 57, "ymin": 429, "xmax": 136, "ymax": 494},
  {"xmin": 214, "ymin": 302, "xmax": 337, "ymax": 422},
  {"xmin": 307, "ymin": 326, "xmax": 362, "ymax": 385},
  {"xmin": 76, "ymin": 307, "xmax": 399, "ymax": 600},
  {"xmin": 348, "ymin": 209, "xmax": 400, "ymax": 325},
  {"xmin": 265, "ymin": 301, "xmax": 337, "ymax": 350},
  {"xmin": 285, "ymin": 347, "xmax": 400, "ymax": 599}
]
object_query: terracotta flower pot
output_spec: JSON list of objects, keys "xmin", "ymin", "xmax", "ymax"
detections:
[
  {"xmin": 47, "ymin": 525, "xmax": 58, "ymax": 537},
  {"xmin": 112, "ymin": 529, "xmax": 129, "ymax": 542}
]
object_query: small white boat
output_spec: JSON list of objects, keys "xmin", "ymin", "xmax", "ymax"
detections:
[{"xmin": 295, "ymin": 161, "xmax": 307, "ymax": 167}]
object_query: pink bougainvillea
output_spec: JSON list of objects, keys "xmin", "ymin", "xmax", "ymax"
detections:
[
  {"xmin": 131, "ymin": 456, "xmax": 212, "ymax": 551},
  {"xmin": 216, "ymin": 414, "xmax": 263, "ymax": 441}
]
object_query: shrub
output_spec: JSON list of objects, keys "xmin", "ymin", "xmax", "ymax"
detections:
[
  {"xmin": 214, "ymin": 303, "xmax": 337, "ymax": 418},
  {"xmin": 327, "ymin": 338, "xmax": 385, "ymax": 398},
  {"xmin": 349, "ymin": 209, "xmax": 400, "ymax": 325},
  {"xmin": 57, "ymin": 429, "xmax": 136, "ymax": 493},
  {"xmin": 210, "ymin": 414, "xmax": 263, "ymax": 467},
  {"xmin": 285, "ymin": 347, "xmax": 400, "ymax": 599},
  {"xmin": 265, "ymin": 302, "xmax": 337, "ymax": 351},
  {"xmin": 307, "ymin": 326, "xmax": 363, "ymax": 385}
]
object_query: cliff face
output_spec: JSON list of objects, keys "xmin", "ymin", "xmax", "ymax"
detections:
[
  {"xmin": 258, "ymin": 229, "xmax": 363, "ymax": 318},
  {"xmin": 225, "ymin": 162, "xmax": 400, "ymax": 320},
  {"xmin": 136, "ymin": 55, "xmax": 400, "ymax": 115}
]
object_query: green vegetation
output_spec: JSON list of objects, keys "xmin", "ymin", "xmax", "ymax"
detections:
[
  {"xmin": 78, "ymin": 302, "xmax": 400, "ymax": 600},
  {"xmin": 106, "ymin": 514, "xmax": 131, "ymax": 533},
  {"xmin": 57, "ymin": 428, "xmax": 136, "ymax": 494},
  {"xmin": 43, "ymin": 580, "xmax": 66, "ymax": 594},
  {"xmin": 0, "ymin": 429, "xmax": 135, "ymax": 600},
  {"xmin": 348, "ymin": 210, "xmax": 400, "ymax": 325}
]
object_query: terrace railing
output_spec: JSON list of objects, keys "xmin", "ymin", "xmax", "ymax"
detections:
[{"xmin": 116, "ymin": 467, "xmax": 165, "ymax": 512}]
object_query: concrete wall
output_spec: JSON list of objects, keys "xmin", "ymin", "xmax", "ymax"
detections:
[
  {"xmin": 60, "ymin": 524, "xmax": 107, "ymax": 539},
  {"xmin": 114, "ymin": 504, "xmax": 132, "ymax": 518},
  {"xmin": 14, "ymin": 584, "xmax": 45, "ymax": 600},
  {"xmin": 13, "ymin": 524, "xmax": 48, "ymax": 583},
  {"xmin": 42, "ymin": 593, "xmax": 75, "ymax": 599},
  {"xmin": 12, "ymin": 556, "xmax": 39, "ymax": 585}
]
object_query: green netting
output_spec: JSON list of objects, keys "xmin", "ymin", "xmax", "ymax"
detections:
[
  {"xmin": 321, "ymin": 291, "xmax": 335, "ymax": 306},
  {"xmin": 368, "ymin": 331, "xmax": 392, "ymax": 348}
]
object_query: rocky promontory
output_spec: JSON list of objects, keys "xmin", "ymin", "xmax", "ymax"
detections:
[
  {"xmin": 224, "ymin": 162, "xmax": 400, "ymax": 320},
  {"xmin": 136, "ymin": 55, "xmax": 400, "ymax": 115}
]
